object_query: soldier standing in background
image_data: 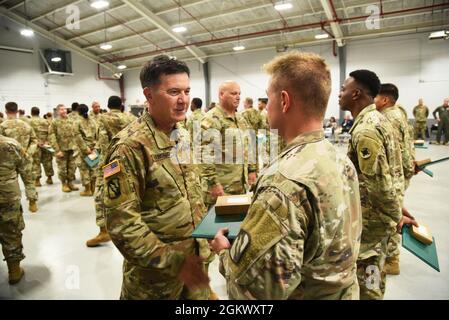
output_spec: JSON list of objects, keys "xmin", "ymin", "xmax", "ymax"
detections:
[
  {"xmin": 241, "ymin": 97, "xmax": 264, "ymax": 172},
  {"xmin": 200, "ymin": 81, "xmax": 257, "ymax": 207},
  {"xmin": 101, "ymin": 55, "xmax": 210, "ymax": 299},
  {"xmin": 86, "ymin": 95, "xmax": 133, "ymax": 248},
  {"xmin": 432, "ymin": 98, "xmax": 449, "ymax": 145},
  {"xmin": 0, "ymin": 103, "xmax": 38, "ymax": 214},
  {"xmin": 0, "ymin": 133, "xmax": 38, "ymax": 284},
  {"xmin": 339, "ymin": 69, "xmax": 416, "ymax": 299},
  {"xmin": 49, "ymin": 104, "xmax": 78, "ymax": 193},
  {"xmin": 186, "ymin": 97, "xmax": 204, "ymax": 136},
  {"xmin": 374, "ymin": 84, "xmax": 418, "ymax": 275},
  {"xmin": 89, "ymin": 101, "xmax": 101, "ymax": 123},
  {"xmin": 18, "ymin": 109, "xmax": 31, "ymax": 124},
  {"xmin": 211, "ymin": 51, "xmax": 362, "ymax": 300},
  {"xmin": 413, "ymin": 98, "xmax": 429, "ymax": 140},
  {"xmin": 30, "ymin": 106, "xmax": 54, "ymax": 186},
  {"xmin": 73, "ymin": 104, "xmax": 98, "ymax": 197}
]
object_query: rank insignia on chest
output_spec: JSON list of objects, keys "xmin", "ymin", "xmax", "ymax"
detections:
[{"xmin": 103, "ymin": 159, "xmax": 121, "ymax": 178}]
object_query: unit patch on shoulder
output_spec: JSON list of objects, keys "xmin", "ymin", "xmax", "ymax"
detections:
[
  {"xmin": 103, "ymin": 159, "xmax": 121, "ymax": 178},
  {"xmin": 230, "ymin": 229, "xmax": 251, "ymax": 264},
  {"xmin": 107, "ymin": 178, "xmax": 121, "ymax": 199}
]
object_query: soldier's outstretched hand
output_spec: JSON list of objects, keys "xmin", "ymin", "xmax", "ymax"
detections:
[{"xmin": 178, "ymin": 255, "xmax": 209, "ymax": 291}]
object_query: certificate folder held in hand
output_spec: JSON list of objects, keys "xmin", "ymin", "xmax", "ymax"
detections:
[
  {"xmin": 84, "ymin": 150, "xmax": 100, "ymax": 168},
  {"xmin": 402, "ymin": 225, "xmax": 440, "ymax": 272},
  {"xmin": 191, "ymin": 206, "xmax": 245, "ymax": 240}
]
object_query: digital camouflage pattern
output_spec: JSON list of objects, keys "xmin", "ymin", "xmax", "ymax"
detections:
[
  {"xmin": 0, "ymin": 118, "xmax": 38, "ymax": 160},
  {"xmin": 73, "ymin": 116, "xmax": 98, "ymax": 186},
  {"xmin": 347, "ymin": 104, "xmax": 402, "ymax": 300},
  {"xmin": 381, "ymin": 105, "xmax": 415, "ymax": 263},
  {"xmin": 0, "ymin": 135, "xmax": 37, "ymax": 262},
  {"xmin": 200, "ymin": 105, "xmax": 257, "ymax": 205},
  {"xmin": 241, "ymin": 108, "xmax": 264, "ymax": 132},
  {"xmin": 413, "ymin": 104, "xmax": 429, "ymax": 140},
  {"xmin": 93, "ymin": 109, "xmax": 134, "ymax": 228},
  {"xmin": 186, "ymin": 109, "xmax": 205, "ymax": 137},
  {"xmin": 48, "ymin": 117, "xmax": 77, "ymax": 183},
  {"xmin": 102, "ymin": 112, "xmax": 210, "ymax": 300},
  {"xmin": 29, "ymin": 116, "xmax": 54, "ymax": 180},
  {"xmin": 219, "ymin": 130, "xmax": 362, "ymax": 300}
]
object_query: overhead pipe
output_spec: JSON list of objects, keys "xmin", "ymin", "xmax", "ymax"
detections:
[{"xmin": 103, "ymin": 2, "xmax": 449, "ymax": 63}]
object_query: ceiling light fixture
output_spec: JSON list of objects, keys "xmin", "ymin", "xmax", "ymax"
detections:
[
  {"xmin": 233, "ymin": 45, "xmax": 245, "ymax": 51},
  {"xmin": 51, "ymin": 56, "xmax": 62, "ymax": 62},
  {"xmin": 315, "ymin": 33, "xmax": 329, "ymax": 39},
  {"xmin": 20, "ymin": 28, "xmax": 34, "ymax": 37},
  {"xmin": 100, "ymin": 43, "xmax": 112, "ymax": 50},
  {"xmin": 172, "ymin": 3, "xmax": 187, "ymax": 33},
  {"xmin": 117, "ymin": 64, "xmax": 127, "ymax": 70},
  {"xmin": 90, "ymin": 0, "xmax": 109, "ymax": 9},
  {"xmin": 172, "ymin": 25, "xmax": 187, "ymax": 33},
  {"xmin": 233, "ymin": 28, "xmax": 245, "ymax": 51},
  {"xmin": 100, "ymin": 12, "xmax": 112, "ymax": 50},
  {"xmin": 20, "ymin": 2, "xmax": 34, "ymax": 37},
  {"xmin": 274, "ymin": 1, "xmax": 293, "ymax": 11}
]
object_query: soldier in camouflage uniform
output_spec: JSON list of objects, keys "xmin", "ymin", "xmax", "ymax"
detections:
[
  {"xmin": 186, "ymin": 97, "xmax": 204, "ymax": 136},
  {"xmin": 240, "ymin": 97, "xmax": 264, "ymax": 171},
  {"xmin": 86, "ymin": 95, "xmax": 134, "ymax": 248},
  {"xmin": 375, "ymin": 84, "xmax": 418, "ymax": 275},
  {"xmin": 339, "ymin": 70, "xmax": 416, "ymax": 300},
  {"xmin": 89, "ymin": 101, "xmax": 101, "ymax": 124},
  {"xmin": 211, "ymin": 51, "xmax": 362, "ymax": 300},
  {"xmin": 200, "ymin": 81, "xmax": 257, "ymax": 207},
  {"xmin": 0, "ymin": 134, "xmax": 38, "ymax": 284},
  {"xmin": 68, "ymin": 102, "xmax": 82, "ymax": 189},
  {"xmin": 412, "ymin": 99, "xmax": 429, "ymax": 140},
  {"xmin": 73, "ymin": 104, "xmax": 98, "ymax": 197},
  {"xmin": 432, "ymin": 98, "xmax": 449, "ymax": 145},
  {"xmin": 0, "ymin": 102, "xmax": 38, "ymax": 163},
  {"xmin": 18, "ymin": 109, "xmax": 31, "ymax": 124},
  {"xmin": 49, "ymin": 104, "xmax": 79, "ymax": 193},
  {"xmin": 102, "ymin": 55, "xmax": 210, "ymax": 299},
  {"xmin": 29, "ymin": 107, "xmax": 54, "ymax": 186}
]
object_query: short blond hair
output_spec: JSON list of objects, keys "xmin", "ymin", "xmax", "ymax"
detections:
[{"xmin": 263, "ymin": 51, "xmax": 331, "ymax": 118}]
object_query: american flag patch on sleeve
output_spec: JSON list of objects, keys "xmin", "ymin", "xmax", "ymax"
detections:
[{"xmin": 103, "ymin": 160, "xmax": 121, "ymax": 178}]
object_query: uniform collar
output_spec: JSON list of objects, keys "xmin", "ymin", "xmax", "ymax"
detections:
[
  {"xmin": 110, "ymin": 109, "xmax": 121, "ymax": 113},
  {"xmin": 279, "ymin": 130, "xmax": 325, "ymax": 158},
  {"xmin": 143, "ymin": 112, "xmax": 177, "ymax": 149},
  {"xmin": 216, "ymin": 105, "xmax": 236, "ymax": 120},
  {"xmin": 349, "ymin": 104, "xmax": 376, "ymax": 135}
]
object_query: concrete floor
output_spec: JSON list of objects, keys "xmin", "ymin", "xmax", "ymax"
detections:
[{"xmin": 1, "ymin": 144, "xmax": 448, "ymax": 300}]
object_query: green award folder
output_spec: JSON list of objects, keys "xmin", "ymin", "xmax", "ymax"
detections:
[
  {"xmin": 191, "ymin": 206, "xmax": 245, "ymax": 240},
  {"xmin": 414, "ymin": 143, "xmax": 428, "ymax": 149},
  {"xmin": 402, "ymin": 225, "xmax": 440, "ymax": 272},
  {"xmin": 84, "ymin": 150, "xmax": 100, "ymax": 168}
]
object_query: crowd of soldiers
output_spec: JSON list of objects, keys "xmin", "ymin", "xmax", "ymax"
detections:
[
  {"xmin": 0, "ymin": 51, "xmax": 446, "ymax": 300},
  {"xmin": 0, "ymin": 97, "xmax": 137, "ymax": 284},
  {"xmin": 412, "ymin": 98, "xmax": 449, "ymax": 145}
]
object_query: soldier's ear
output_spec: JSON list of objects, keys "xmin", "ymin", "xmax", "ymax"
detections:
[
  {"xmin": 280, "ymin": 90, "xmax": 290, "ymax": 113},
  {"xmin": 143, "ymin": 87, "xmax": 153, "ymax": 103}
]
